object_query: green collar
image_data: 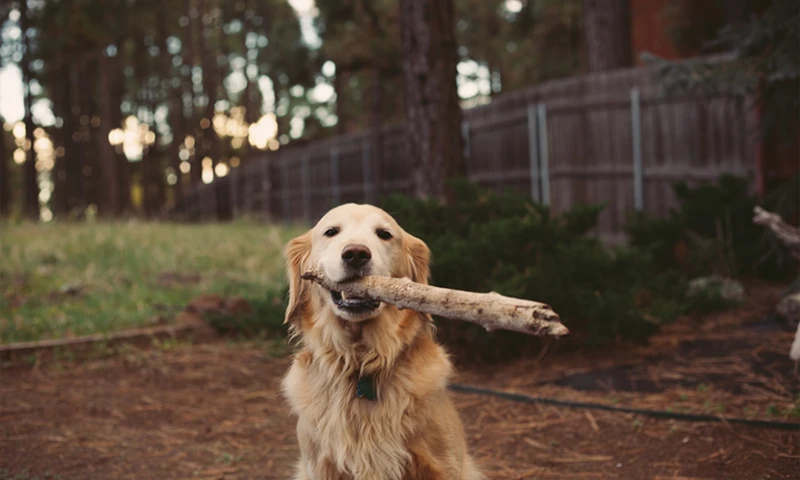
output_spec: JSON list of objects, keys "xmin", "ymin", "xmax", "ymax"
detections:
[{"xmin": 356, "ymin": 375, "xmax": 378, "ymax": 401}]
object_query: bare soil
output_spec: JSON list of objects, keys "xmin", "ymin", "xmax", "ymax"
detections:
[{"xmin": 1, "ymin": 283, "xmax": 799, "ymax": 479}]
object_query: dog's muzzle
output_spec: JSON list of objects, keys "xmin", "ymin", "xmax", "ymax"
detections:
[{"xmin": 330, "ymin": 290, "xmax": 380, "ymax": 313}]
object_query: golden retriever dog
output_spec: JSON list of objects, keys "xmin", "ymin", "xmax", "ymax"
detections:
[{"xmin": 281, "ymin": 203, "xmax": 485, "ymax": 480}]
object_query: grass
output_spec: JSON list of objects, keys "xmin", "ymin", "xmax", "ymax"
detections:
[{"xmin": 0, "ymin": 220, "xmax": 303, "ymax": 344}]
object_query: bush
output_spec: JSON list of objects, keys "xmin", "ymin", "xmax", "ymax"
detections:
[
  {"xmin": 625, "ymin": 174, "xmax": 798, "ymax": 280},
  {"xmin": 381, "ymin": 179, "xmax": 695, "ymax": 361},
  {"xmin": 204, "ymin": 283, "xmax": 289, "ymax": 336}
]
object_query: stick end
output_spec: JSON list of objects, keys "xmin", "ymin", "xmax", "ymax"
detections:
[{"xmin": 549, "ymin": 323, "xmax": 570, "ymax": 337}]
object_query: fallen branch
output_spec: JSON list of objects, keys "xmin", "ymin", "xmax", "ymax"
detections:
[
  {"xmin": 301, "ymin": 268, "xmax": 568, "ymax": 337},
  {"xmin": 753, "ymin": 206, "xmax": 800, "ymax": 260}
]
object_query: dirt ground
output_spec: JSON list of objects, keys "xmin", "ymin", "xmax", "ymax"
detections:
[{"xmin": 1, "ymin": 284, "xmax": 799, "ymax": 479}]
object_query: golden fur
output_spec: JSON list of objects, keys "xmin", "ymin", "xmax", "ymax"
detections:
[{"xmin": 281, "ymin": 204, "xmax": 485, "ymax": 480}]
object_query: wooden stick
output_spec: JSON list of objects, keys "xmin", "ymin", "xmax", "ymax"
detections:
[
  {"xmin": 301, "ymin": 268, "xmax": 568, "ymax": 337},
  {"xmin": 753, "ymin": 206, "xmax": 800, "ymax": 260}
]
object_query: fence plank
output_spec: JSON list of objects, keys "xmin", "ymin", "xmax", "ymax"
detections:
[
  {"xmin": 536, "ymin": 103, "xmax": 550, "ymax": 207},
  {"xmin": 179, "ymin": 58, "xmax": 756, "ymax": 240},
  {"xmin": 527, "ymin": 104, "xmax": 540, "ymax": 203},
  {"xmin": 631, "ymin": 88, "xmax": 644, "ymax": 212}
]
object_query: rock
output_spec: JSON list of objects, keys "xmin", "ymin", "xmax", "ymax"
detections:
[
  {"xmin": 59, "ymin": 283, "xmax": 83, "ymax": 296},
  {"xmin": 776, "ymin": 292, "xmax": 800, "ymax": 326},
  {"xmin": 687, "ymin": 275, "xmax": 744, "ymax": 301}
]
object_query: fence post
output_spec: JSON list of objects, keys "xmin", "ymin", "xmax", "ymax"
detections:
[
  {"xmin": 230, "ymin": 165, "xmax": 239, "ymax": 218},
  {"xmin": 527, "ymin": 104, "xmax": 540, "ymax": 203},
  {"xmin": 330, "ymin": 146, "xmax": 341, "ymax": 207},
  {"xmin": 362, "ymin": 138, "xmax": 374, "ymax": 204},
  {"xmin": 280, "ymin": 157, "xmax": 290, "ymax": 222},
  {"xmin": 536, "ymin": 103, "xmax": 550, "ymax": 206},
  {"xmin": 461, "ymin": 120, "xmax": 471, "ymax": 161},
  {"xmin": 302, "ymin": 153, "xmax": 311, "ymax": 223},
  {"xmin": 262, "ymin": 156, "xmax": 272, "ymax": 222},
  {"xmin": 630, "ymin": 87, "xmax": 644, "ymax": 212}
]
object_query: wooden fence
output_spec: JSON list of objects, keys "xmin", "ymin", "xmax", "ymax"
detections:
[{"xmin": 174, "ymin": 60, "xmax": 757, "ymax": 242}]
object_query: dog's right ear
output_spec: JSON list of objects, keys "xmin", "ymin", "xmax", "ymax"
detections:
[{"xmin": 284, "ymin": 231, "xmax": 312, "ymax": 325}]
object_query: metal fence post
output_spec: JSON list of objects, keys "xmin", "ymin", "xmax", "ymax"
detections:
[
  {"xmin": 280, "ymin": 157, "xmax": 290, "ymax": 222},
  {"xmin": 630, "ymin": 87, "xmax": 644, "ymax": 212},
  {"xmin": 362, "ymin": 139, "xmax": 374, "ymax": 204},
  {"xmin": 527, "ymin": 104, "xmax": 540, "ymax": 203},
  {"xmin": 230, "ymin": 165, "xmax": 239, "ymax": 218},
  {"xmin": 302, "ymin": 153, "xmax": 311, "ymax": 223},
  {"xmin": 330, "ymin": 146, "xmax": 341, "ymax": 207},
  {"xmin": 262, "ymin": 156, "xmax": 272, "ymax": 222},
  {"xmin": 461, "ymin": 121, "xmax": 471, "ymax": 161},
  {"xmin": 536, "ymin": 103, "xmax": 550, "ymax": 207}
]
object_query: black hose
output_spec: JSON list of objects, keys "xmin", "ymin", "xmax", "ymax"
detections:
[{"xmin": 448, "ymin": 383, "xmax": 800, "ymax": 431}]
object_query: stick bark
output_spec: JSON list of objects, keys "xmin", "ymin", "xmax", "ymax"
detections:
[{"xmin": 301, "ymin": 268, "xmax": 568, "ymax": 337}]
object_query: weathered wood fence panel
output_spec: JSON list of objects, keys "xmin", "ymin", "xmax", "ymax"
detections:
[{"xmin": 173, "ymin": 60, "xmax": 756, "ymax": 241}]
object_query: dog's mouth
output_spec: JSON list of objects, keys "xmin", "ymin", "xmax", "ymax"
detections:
[{"xmin": 330, "ymin": 290, "xmax": 380, "ymax": 313}]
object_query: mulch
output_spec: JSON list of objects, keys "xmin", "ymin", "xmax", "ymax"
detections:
[{"xmin": 1, "ymin": 283, "xmax": 798, "ymax": 479}]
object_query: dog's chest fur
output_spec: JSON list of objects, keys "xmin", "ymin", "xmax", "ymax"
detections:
[{"xmin": 283, "ymin": 352, "xmax": 421, "ymax": 480}]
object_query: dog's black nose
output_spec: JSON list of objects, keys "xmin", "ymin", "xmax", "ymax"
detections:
[{"xmin": 342, "ymin": 244, "xmax": 372, "ymax": 268}]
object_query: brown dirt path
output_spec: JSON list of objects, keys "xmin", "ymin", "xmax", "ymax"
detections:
[{"xmin": 1, "ymin": 283, "xmax": 799, "ymax": 479}]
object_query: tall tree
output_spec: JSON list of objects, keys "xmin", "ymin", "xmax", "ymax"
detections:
[
  {"xmin": 96, "ymin": 50, "xmax": 121, "ymax": 216},
  {"xmin": 0, "ymin": 118, "xmax": 8, "ymax": 217},
  {"xmin": 400, "ymin": 0, "xmax": 465, "ymax": 202},
  {"xmin": 20, "ymin": 0, "xmax": 39, "ymax": 219},
  {"xmin": 582, "ymin": 0, "xmax": 632, "ymax": 72}
]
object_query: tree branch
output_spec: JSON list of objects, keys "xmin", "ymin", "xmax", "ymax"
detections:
[
  {"xmin": 752, "ymin": 206, "xmax": 800, "ymax": 260},
  {"xmin": 301, "ymin": 267, "xmax": 568, "ymax": 337}
]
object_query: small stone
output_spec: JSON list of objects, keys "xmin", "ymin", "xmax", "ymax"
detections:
[{"xmin": 59, "ymin": 283, "xmax": 83, "ymax": 296}]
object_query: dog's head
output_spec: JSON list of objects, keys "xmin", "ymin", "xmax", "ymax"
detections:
[{"xmin": 284, "ymin": 203, "xmax": 430, "ymax": 326}]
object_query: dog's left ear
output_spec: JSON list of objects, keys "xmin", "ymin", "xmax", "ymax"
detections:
[
  {"xmin": 284, "ymin": 231, "xmax": 312, "ymax": 325},
  {"xmin": 403, "ymin": 233, "xmax": 431, "ymax": 285}
]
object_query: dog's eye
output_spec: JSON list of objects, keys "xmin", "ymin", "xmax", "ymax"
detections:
[
  {"xmin": 376, "ymin": 229, "xmax": 393, "ymax": 240},
  {"xmin": 324, "ymin": 227, "xmax": 339, "ymax": 237}
]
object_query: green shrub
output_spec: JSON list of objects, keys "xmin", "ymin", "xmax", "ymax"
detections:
[
  {"xmin": 381, "ymin": 179, "xmax": 695, "ymax": 361},
  {"xmin": 205, "ymin": 283, "xmax": 289, "ymax": 336},
  {"xmin": 625, "ymin": 174, "xmax": 799, "ymax": 280}
]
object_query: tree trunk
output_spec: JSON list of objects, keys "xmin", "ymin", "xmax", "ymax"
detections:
[
  {"xmin": 65, "ymin": 66, "xmax": 84, "ymax": 216},
  {"xmin": 582, "ymin": 0, "xmax": 632, "ymax": 72},
  {"xmin": 160, "ymin": 11, "xmax": 184, "ymax": 204},
  {"xmin": 96, "ymin": 50, "xmax": 120, "ymax": 217},
  {"xmin": 0, "ymin": 116, "xmax": 9, "ymax": 217},
  {"xmin": 20, "ymin": 0, "xmax": 39, "ymax": 220},
  {"xmin": 109, "ymin": 39, "xmax": 131, "ymax": 214},
  {"xmin": 400, "ymin": 0, "xmax": 465, "ymax": 203},
  {"xmin": 371, "ymin": 66, "xmax": 383, "ymax": 202},
  {"xmin": 197, "ymin": 0, "xmax": 220, "ymax": 172},
  {"xmin": 184, "ymin": 0, "xmax": 202, "ymax": 185},
  {"xmin": 334, "ymin": 69, "xmax": 348, "ymax": 135}
]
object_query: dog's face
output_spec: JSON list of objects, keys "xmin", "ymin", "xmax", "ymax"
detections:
[{"xmin": 284, "ymin": 204, "xmax": 430, "ymax": 324}]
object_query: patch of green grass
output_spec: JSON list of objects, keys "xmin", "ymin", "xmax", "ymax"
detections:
[
  {"xmin": 217, "ymin": 452, "xmax": 242, "ymax": 465},
  {"xmin": 0, "ymin": 221, "xmax": 302, "ymax": 343}
]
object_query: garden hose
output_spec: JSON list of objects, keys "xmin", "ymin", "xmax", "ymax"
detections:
[{"xmin": 448, "ymin": 383, "xmax": 800, "ymax": 431}]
